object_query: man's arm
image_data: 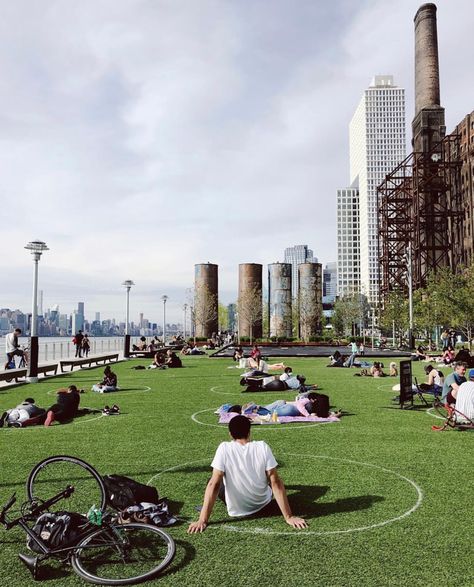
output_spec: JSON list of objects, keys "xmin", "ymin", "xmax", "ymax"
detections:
[
  {"xmin": 187, "ymin": 469, "xmax": 224, "ymax": 534},
  {"xmin": 266, "ymin": 468, "xmax": 308, "ymax": 529}
]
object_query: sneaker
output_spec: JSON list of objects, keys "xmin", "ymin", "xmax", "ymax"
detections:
[
  {"xmin": 0, "ymin": 411, "xmax": 7, "ymax": 428},
  {"xmin": 110, "ymin": 405, "xmax": 120, "ymax": 414},
  {"xmin": 102, "ymin": 406, "xmax": 110, "ymax": 415},
  {"xmin": 44, "ymin": 411, "xmax": 55, "ymax": 427}
]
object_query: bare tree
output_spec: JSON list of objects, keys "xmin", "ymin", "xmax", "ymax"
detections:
[
  {"xmin": 237, "ymin": 285, "xmax": 262, "ymax": 344},
  {"xmin": 194, "ymin": 283, "xmax": 218, "ymax": 339},
  {"xmin": 299, "ymin": 289, "xmax": 322, "ymax": 342}
]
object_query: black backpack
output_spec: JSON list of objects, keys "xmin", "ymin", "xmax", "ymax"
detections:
[
  {"xmin": 103, "ymin": 474, "xmax": 159, "ymax": 510},
  {"xmin": 28, "ymin": 511, "xmax": 88, "ymax": 553},
  {"xmin": 314, "ymin": 393, "xmax": 330, "ymax": 418}
]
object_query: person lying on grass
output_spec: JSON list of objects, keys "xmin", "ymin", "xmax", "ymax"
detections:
[
  {"xmin": 92, "ymin": 366, "xmax": 118, "ymax": 392},
  {"xmin": 242, "ymin": 373, "xmax": 317, "ymax": 393},
  {"xmin": 241, "ymin": 360, "xmax": 288, "ymax": 379},
  {"xmin": 187, "ymin": 415, "xmax": 308, "ymax": 533},
  {"xmin": 0, "ymin": 397, "xmax": 45, "ymax": 428}
]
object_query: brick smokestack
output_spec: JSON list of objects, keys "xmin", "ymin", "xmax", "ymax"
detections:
[{"xmin": 414, "ymin": 3, "xmax": 441, "ymax": 115}]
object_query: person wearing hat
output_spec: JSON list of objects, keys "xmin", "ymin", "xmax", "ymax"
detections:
[{"xmin": 452, "ymin": 368, "xmax": 474, "ymax": 422}]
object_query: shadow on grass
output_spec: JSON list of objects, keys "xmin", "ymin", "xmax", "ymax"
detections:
[{"xmin": 160, "ymin": 538, "xmax": 196, "ymax": 577}]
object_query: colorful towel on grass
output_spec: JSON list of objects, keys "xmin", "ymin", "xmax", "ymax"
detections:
[{"xmin": 218, "ymin": 411, "xmax": 340, "ymax": 425}]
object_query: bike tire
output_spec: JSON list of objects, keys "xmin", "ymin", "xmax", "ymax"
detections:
[
  {"xmin": 27, "ymin": 455, "xmax": 107, "ymax": 515},
  {"xmin": 71, "ymin": 522, "xmax": 176, "ymax": 585}
]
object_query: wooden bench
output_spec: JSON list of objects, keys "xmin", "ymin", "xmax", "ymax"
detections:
[
  {"xmin": 37, "ymin": 363, "xmax": 59, "ymax": 377},
  {"xmin": 59, "ymin": 353, "xmax": 119, "ymax": 373},
  {"xmin": 0, "ymin": 368, "xmax": 27, "ymax": 383}
]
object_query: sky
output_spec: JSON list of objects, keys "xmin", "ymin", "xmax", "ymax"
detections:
[{"xmin": 0, "ymin": 0, "xmax": 473, "ymax": 324}]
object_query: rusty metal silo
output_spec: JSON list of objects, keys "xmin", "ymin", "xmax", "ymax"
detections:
[
  {"xmin": 238, "ymin": 264, "xmax": 262, "ymax": 340},
  {"xmin": 194, "ymin": 263, "xmax": 218, "ymax": 338},
  {"xmin": 268, "ymin": 263, "xmax": 292, "ymax": 339},
  {"xmin": 298, "ymin": 263, "xmax": 322, "ymax": 341}
]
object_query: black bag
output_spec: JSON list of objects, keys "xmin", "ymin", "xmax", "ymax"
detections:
[
  {"xmin": 314, "ymin": 393, "xmax": 330, "ymax": 418},
  {"xmin": 103, "ymin": 474, "xmax": 159, "ymax": 510},
  {"xmin": 28, "ymin": 511, "xmax": 88, "ymax": 553}
]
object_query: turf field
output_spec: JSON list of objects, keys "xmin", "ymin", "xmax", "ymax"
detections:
[{"xmin": 0, "ymin": 356, "xmax": 473, "ymax": 586}]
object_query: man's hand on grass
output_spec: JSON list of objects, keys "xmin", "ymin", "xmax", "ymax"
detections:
[
  {"xmin": 286, "ymin": 516, "xmax": 308, "ymax": 529},
  {"xmin": 187, "ymin": 520, "xmax": 208, "ymax": 534}
]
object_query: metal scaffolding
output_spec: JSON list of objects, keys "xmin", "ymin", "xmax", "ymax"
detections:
[{"xmin": 378, "ymin": 134, "xmax": 463, "ymax": 296}]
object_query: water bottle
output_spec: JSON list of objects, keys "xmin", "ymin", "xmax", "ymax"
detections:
[{"xmin": 87, "ymin": 505, "xmax": 103, "ymax": 526}]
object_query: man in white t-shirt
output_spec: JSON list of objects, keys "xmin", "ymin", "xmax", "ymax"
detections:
[
  {"xmin": 453, "ymin": 369, "xmax": 474, "ymax": 422},
  {"xmin": 187, "ymin": 415, "xmax": 307, "ymax": 533},
  {"xmin": 4, "ymin": 328, "xmax": 24, "ymax": 369}
]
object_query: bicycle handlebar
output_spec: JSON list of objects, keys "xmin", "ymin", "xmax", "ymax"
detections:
[{"xmin": 0, "ymin": 486, "xmax": 74, "ymax": 529}]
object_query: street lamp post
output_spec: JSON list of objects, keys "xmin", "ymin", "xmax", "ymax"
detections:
[
  {"xmin": 406, "ymin": 243, "xmax": 414, "ymax": 350},
  {"xmin": 162, "ymin": 295, "xmax": 168, "ymax": 346},
  {"xmin": 122, "ymin": 280, "xmax": 135, "ymax": 358},
  {"xmin": 183, "ymin": 303, "xmax": 188, "ymax": 340},
  {"xmin": 25, "ymin": 240, "xmax": 49, "ymax": 382}
]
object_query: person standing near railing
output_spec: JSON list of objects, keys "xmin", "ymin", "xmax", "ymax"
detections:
[
  {"xmin": 4, "ymin": 328, "xmax": 25, "ymax": 370},
  {"xmin": 82, "ymin": 334, "xmax": 90, "ymax": 358},
  {"xmin": 73, "ymin": 330, "xmax": 84, "ymax": 358}
]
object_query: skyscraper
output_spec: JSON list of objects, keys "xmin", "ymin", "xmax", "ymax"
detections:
[
  {"xmin": 349, "ymin": 76, "xmax": 406, "ymax": 304},
  {"xmin": 283, "ymin": 245, "xmax": 317, "ymax": 298},
  {"xmin": 323, "ymin": 262, "xmax": 337, "ymax": 300},
  {"xmin": 337, "ymin": 188, "xmax": 360, "ymax": 296}
]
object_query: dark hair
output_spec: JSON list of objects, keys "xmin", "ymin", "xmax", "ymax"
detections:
[
  {"xmin": 284, "ymin": 367, "xmax": 292, "ymax": 374},
  {"xmin": 24, "ymin": 398, "xmax": 35, "ymax": 404},
  {"xmin": 14, "ymin": 328, "xmax": 22, "ymax": 333},
  {"xmin": 306, "ymin": 392, "xmax": 318, "ymax": 401},
  {"xmin": 424, "ymin": 365, "xmax": 433, "ymax": 375},
  {"xmin": 229, "ymin": 415, "xmax": 251, "ymax": 439},
  {"xmin": 228, "ymin": 405, "xmax": 242, "ymax": 414},
  {"xmin": 68, "ymin": 385, "xmax": 78, "ymax": 392}
]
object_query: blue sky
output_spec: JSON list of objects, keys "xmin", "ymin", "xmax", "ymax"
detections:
[{"xmin": 0, "ymin": 0, "xmax": 472, "ymax": 324}]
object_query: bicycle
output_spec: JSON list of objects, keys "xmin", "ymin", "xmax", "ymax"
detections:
[
  {"xmin": 1, "ymin": 455, "xmax": 176, "ymax": 585},
  {"xmin": 431, "ymin": 398, "xmax": 474, "ymax": 432},
  {"xmin": 4, "ymin": 345, "xmax": 29, "ymax": 383}
]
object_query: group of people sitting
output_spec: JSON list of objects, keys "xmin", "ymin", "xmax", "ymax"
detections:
[
  {"xmin": 0, "ymin": 386, "xmax": 81, "ymax": 428},
  {"xmin": 148, "ymin": 350, "xmax": 183, "ymax": 369}
]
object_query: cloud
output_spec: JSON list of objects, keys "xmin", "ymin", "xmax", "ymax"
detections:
[{"xmin": 0, "ymin": 0, "xmax": 472, "ymax": 323}]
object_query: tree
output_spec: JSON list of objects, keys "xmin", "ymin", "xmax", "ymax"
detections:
[
  {"xmin": 332, "ymin": 293, "xmax": 365, "ymax": 337},
  {"xmin": 237, "ymin": 286, "xmax": 262, "ymax": 344},
  {"xmin": 193, "ymin": 283, "xmax": 218, "ymax": 340},
  {"xmin": 218, "ymin": 303, "xmax": 229, "ymax": 331},
  {"xmin": 379, "ymin": 290, "xmax": 409, "ymax": 346},
  {"xmin": 298, "ymin": 289, "xmax": 322, "ymax": 342}
]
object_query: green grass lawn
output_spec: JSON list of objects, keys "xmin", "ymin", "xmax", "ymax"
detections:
[{"xmin": 0, "ymin": 355, "xmax": 473, "ymax": 586}]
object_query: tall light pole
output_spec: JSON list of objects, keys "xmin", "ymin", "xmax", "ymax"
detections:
[
  {"xmin": 122, "ymin": 280, "xmax": 135, "ymax": 358},
  {"xmin": 162, "ymin": 295, "xmax": 168, "ymax": 345},
  {"xmin": 25, "ymin": 240, "xmax": 49, "ymax": 382},
  {"xmin": 183, "ymin": 303, "xmax": 188, "ymax": 339},
  {"xmin": 406, "ymin": 243, "xmax": 414, "ymax": 349}
]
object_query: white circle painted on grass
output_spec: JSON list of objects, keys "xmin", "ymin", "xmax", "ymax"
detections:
[
  {"xmin": 146, "ymin": 454, "xmax": 423, "ymax": 536},
  {"xmin": 191, "ymin": 408, "xmax": 334, "ymax": 431},
  {"xmin": 210, "ymin": 385, "xmax": 242, "ymax": 396},
  {"xmin": 73, "ymin": 410, "xmax": 106, "ymax": 425},
  {"xmin": 425, "ymin": 407, "xmax": 445, "ymax": 421}
]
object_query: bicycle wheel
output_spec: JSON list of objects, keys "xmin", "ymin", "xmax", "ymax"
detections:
[
  {"xmin": 27, "ymin": 455, "xmax": 107, "ymax": 515},
  {"xmin": 71, "ymin": 522, "xmax": 176, "ymax": 585}
]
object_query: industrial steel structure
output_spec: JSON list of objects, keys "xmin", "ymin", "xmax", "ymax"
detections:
[
  {"xmin": 237, "ymin": 263, "xmax": 263, "ymax": 340},
  {"xmin": 378, "ymin": 3, "xmax": 464, "ymax": 295},
  {"xmin": 194, "ymin": 263, "xmax": 218, "ymax": 338},
  {"xmin": 298, "ymin": 263, "xmax": 322, "ymax": 341},
  {"xmin": 268, "ymin": 263, "xmax": 292, "ymax": 339}
]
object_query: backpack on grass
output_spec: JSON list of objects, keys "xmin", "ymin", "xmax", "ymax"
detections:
[
  {"xmin": 103, "ymin": 474, "xmax": 159, "ymax": 510},
  {"xmin": 28, "ymin": 512, "xmax": 88, "ymax": 554}
]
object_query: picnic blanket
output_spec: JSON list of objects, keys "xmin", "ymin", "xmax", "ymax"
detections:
[{"xmin": 218, "ymin": 411, "xmax": 340, "ymax": 425}]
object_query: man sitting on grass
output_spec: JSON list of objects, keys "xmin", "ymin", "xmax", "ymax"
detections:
[
  {"xmin": 187, "ymin": 415, "xmax": 307, "ymax": 533},
  {"xmin": 442, "ymin": 362, "xmax": 467, "ymax": 405},
  {"xmin": 453, "ymin": 369, "xmax": 474, "ymax": 422},
  {"xmin": 92, "ymin": 366, "xmax": 118, "ymax": 392}
]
